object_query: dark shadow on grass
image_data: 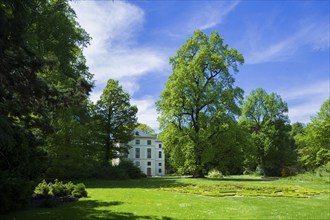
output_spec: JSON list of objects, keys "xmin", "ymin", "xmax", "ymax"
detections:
[
  {"xmin": 22, "ymin": 200, "xmax": 172, "ymax": 220},
  {"xmin": 84, "ymin": 177, "xmax": 189, "ymax": 189}
]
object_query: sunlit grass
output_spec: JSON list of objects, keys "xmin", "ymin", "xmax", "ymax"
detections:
[{"xmin": 2, "ymin": 175, "xmax": 330, "ymax": 220}]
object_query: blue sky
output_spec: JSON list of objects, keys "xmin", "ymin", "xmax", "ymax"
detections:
[{"xmin": 70, "ymin": 0, "xmax": 329, "ymax": 130}]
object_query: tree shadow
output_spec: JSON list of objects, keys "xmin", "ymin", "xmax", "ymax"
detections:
[
  {"xmin": 4, "ymin": 200, "xmax": 172, "ymax": 220},
  {"xmin": 84, "ymin": 177, "xmax": 189, "ymax": 189}
]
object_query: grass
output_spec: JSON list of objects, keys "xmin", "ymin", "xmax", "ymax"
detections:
[{"xmin": 2, "ymin": 175, "xmax": 330, "ymax": 219}]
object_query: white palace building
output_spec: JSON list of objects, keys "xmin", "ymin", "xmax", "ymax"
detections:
[{"xmin": 125, "ymin": 129, "xmax": 165, "ymax": 176}]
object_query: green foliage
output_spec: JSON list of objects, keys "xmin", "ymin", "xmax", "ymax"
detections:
[
  {"xmin": 0, "ymin": 174, "xmax": 34, "ymax": 213},
  {"xmin": 157, "ymin": 30, "xmax": 244, "ymax": 177},
  {"xmin": 93, "ymin": 161, "xmax": 146, "ymax": 180},
  {"xmin": 96, "ymin": 79, "xmax": 138, "ymax": 163},
  {"xmin": 118, "ymin": 160, "xmax": 147, "ymax": 179},
  {"xmin": 43, "ymin": 102, "xmax": 102, "ymax": 180},
  {"xmin": 296, "ymin": 99, "xmax": 330, "ymax": 170},
  {"xmin": 240, "ymin": 88, "xmax": 293, "ymax": 176},
  {"xmin": 34, "ymin": 179, "xmax": 88, "ymax": 198},
  {"xmin": 72, "ymin": 183, "xmax": 88, "ymax": 198},
  {"xmin": 34, "ymin": 180, "xmax": 51, "ymax": 197},
  {"xmin": 161, "ymin": 183, "xmax": 323, "ymax": 198},
  {"xmin": 136, "ymin": 123, "xmax": 156, "ymax": 136},
  {"xmin": 50, "ymin": 179, "xmax": 70, "ymax": 197},
  {"xmin": 206, "ymin": 169, "xmax": 223, "ymax": 178}
]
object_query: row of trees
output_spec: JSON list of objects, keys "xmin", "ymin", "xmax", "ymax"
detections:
[
  {"xmin": 0, "ymin": 0, "xmax": 139, "ymax": 213},
  {"xmin": 157, "ymin": 31, "xmax": 329, "ymax": 177}
]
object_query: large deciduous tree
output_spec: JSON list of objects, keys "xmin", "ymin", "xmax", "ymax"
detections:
[
  {"xmin": 0, "ymin": 0, "xmax": 92, "ymax": 212},
  {"xmin": 240, "ymin": 88, "xmax": 292, "ymax": 176},
  {"xmin": 157, "ymin": 30, "xmax": 244, "ymax": 177},
  {"xmin": 97, "ymin": 79, "xmax": 138, "ymax": 164},
  {"xmin": 295, "ymin": 99, "xmax": 330, "ymax": 170}
]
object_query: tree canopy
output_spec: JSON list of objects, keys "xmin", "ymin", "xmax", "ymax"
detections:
[
  {"xmin": 240, "ymin": 88, "xmax": 292, "ymax": 176},
  {"xmin": 296, "ymin": 98, "xmax": 330, "ymax": 170},
  {"xmin": 96, "ymin": 79, "xmax": 138, "ymax": 163},
  {"xmin": 157, "ymin": 30, "xmax": 244, "ymax": 177},
  {"xmin": 136, "ymin": 123, "xmax": 156, "ymax": 136}
]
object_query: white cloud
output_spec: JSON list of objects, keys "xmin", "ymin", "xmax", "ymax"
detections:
[
  {"xmin": 189, "ymin": 1, "xmax": 240, "ymax": 31},
  {"xmin": 131, "ymin": 97, "xmax": 159, "ymax": 132},
  {"xmin": 166, "ymin": 1, "xmax": 240, "ymax": 38},
  {"xmin": 70, "ymin": 1, "xmax": 167, "ymax": 101},
  {"xmin": 245, "ymin": 21, "xmax": 329, "ymax": 64},
  {"xmin": 277, "ymin": 81, "xmax": 329, "ymax": 123}
]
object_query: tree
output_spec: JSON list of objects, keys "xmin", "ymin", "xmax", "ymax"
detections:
[
  {"xmin": 96, "ymin": 79, "xmax": 138, "ymax": 164},
  {"xmin": 157, "ymin": 30, "xmax": 244, "ymax": 177},
  {"xmin": 240, "ymin": 88, "xmax": 292, "ymax": 176},
  {"xmin": 136, "ymin": 123, "xmax": 156, "ymax": 136},
  {"xmin": 0, "ymin": 0, "xmax": 92, "ymax": 212},
  {"xmin": 296, "ymin": 99, "xmax": 330, "ymax": 170}
]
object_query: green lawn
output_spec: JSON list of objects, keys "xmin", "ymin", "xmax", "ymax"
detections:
[{"xmin": 2, "ymin": 176, "xmax": 330, "ymax": 219}]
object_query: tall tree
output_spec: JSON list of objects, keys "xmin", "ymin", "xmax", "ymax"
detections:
[
  {"xmin": 29, "ymin": 0, "xmax": 93, "ymax": 179},
  {"xmin": 240, "ymin": 88, "xmax": 292, "ymax": 176},
  {"xmin": 97, "ymin": 79, "xmax": 138, "ymax": 164},
  {"xmin": 295, "ymin": 99, "xmax": 330, "ymax": 170},
  {"xmin": 157, "ymin": 30, "xmax": 244, "ymax": 177},
  {"xmin": 0, "ymin": 0, "xmax": 92, "ymax": 212}
]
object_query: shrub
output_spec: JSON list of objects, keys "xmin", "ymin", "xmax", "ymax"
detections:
[
  {"xmin": 65, "ymin": 181, "xmax": 76, "ymax": 193},
  {"xmin": 281, "ymin": 166, "xmax": 299, "ymax": 177},
  {"xmin": 92, "ymin": 161, "xmax": 146, "ymax": 180},
  {"xmin": 34, "ymin": 180, "xmax": 51, "ymax": 197},
  {"xmin": 118, "ymin": 160, "xmax": 147, "ymax": 179},
  {"xmin": 50, "ymin": 179, "xmax": 70, "ymax": 197},
  {"xmin": 207, "ymin": 169, "xmax": 223, "ymax": 178},
  {"xmin": 71, "ymin": 183, "xmax": 87, "ymax": 198},
  {"xmin": 34, "ymin": 180, "xmax": 87, "ymax": 198},
  {"xmin": 0, "ymin": 175, "xmax": 34, "ymax": 213}
]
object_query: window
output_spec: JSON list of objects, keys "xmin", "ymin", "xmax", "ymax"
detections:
[
  {"xmin": 159, "ymin": 144, "xmax": 162, "ymax": 148},
  {"xmin": 135, "ymin": 148, "xmax": 140, "ymax": 158},
  {"xmin": 135, "ymin": 139, "xmax": 140, "ymax": 145},
  {"xmin": 158, "ymin": 163, "xmax": 162, "ymax": 166},
  {"xmin": 147, "ymin": 140, "xmax": 152, "ymax": 145},
  {"xmin": 158, "ymin": 169, "xmax": 162, "ymax": 173},
  {"xmin": 135, "ymin": 131, "xmax": 139, "ymax": 136},
  {"xmin": 147, "ymin": 161, "xmax": 151, "ymax": 166},
  {"xmin": 135, "ymin": 161, "xmax": 140, "ymax": 167},
  {"xmin": 158, "ymin": 151, "xmax": 162, "ymax": 159},
  {"xmin": 147, "ymin": 148, "xmax": 152, "ymax": 158}
]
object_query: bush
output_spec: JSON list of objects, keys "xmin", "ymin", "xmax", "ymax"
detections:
[
  {"xmin": 280, "ymin": 166, "xmax": 299, "ymax": 177},
  {"xmin": 0, "ymin": 175, "xmax": 34, "ymax": 213},
  {"xmin": 118, "ymin": 160, "xmax": 147, "ymax": 179},
  {"xmin": 34, "ymin": 179, "xmax": 51, "ymax": 197},
  {"xmin": 316, "ymin": 162, "xmax": 330, "ymax": 178},
  {"xmin": 71, "ymin": 183, "xmax": 87, "ymax": 198},
  {"xmin": 50, "ymin": 179, "xmax": 69, "ymax": 197},
  {"xmin": 92, "ymin": 161, "xmax": 146, "ymax": 180},
  {"xmin": 34, "ymin": 179, "xmax": 87, "ymax": 198},
  {"xmin": 207, "ymin": 169, "xmax": 223, "ymax": 178}
]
